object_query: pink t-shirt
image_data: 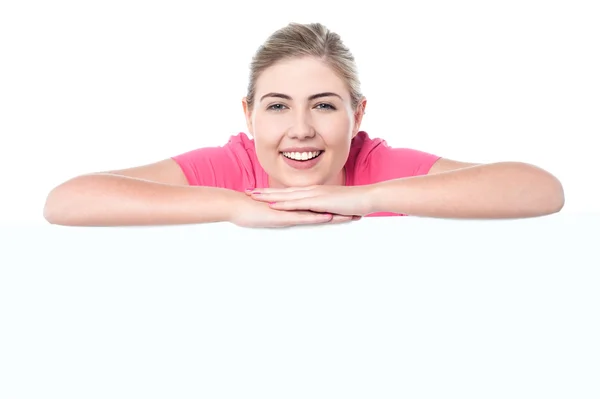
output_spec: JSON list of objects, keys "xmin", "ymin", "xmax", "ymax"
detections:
[{"xmin": 171, "ymin": 131, "xmax": 441, "ymax": 216}]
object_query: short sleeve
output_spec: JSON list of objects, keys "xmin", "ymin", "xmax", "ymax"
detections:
[
  {"xmin": 170, "ymin": 134, "xmax": 256, "ymax": 191},
  {"xmin": 354, "ymin": 138, "xmax": 442, "ymax": 185}
]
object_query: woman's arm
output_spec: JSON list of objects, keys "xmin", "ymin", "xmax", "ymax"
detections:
[
  {"xmin": 43, "ymin": 159, "xmax": 245, "ymax": 226},
  {"xmin": 367, "ymin": 161, "xmax": 565, "ymax": 218}
]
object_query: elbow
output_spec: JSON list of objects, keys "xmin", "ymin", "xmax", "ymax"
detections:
[
  {"xmin": 547, "ymin": 178, "xmax": 565, "ymax": 215},
  {"xmin": 43, "ymin": 209, "xmax": 62, "ymax": 225},
  {"xmin": 43, "ymin": 180, "xmax": 81, "ymax": 226},
  {"xmin": 529, "ymin": 164, "xmax": 565, "ymax": 216},
  {"xmin": 503, "ymin": 162, "xmax": 565, "ymax": 217},
  {"xmin": 43, "ymin": 186, "xmax": 67, "ymax": 225}
]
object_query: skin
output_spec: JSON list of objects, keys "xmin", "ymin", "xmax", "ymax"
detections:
[
  {"xmin": 242, "ymin": 56, "xmax": 366, "ymax": 189},
  {"xmin": 43, "ymin": 55, "xmax": 564, "ymax": 227},
  {"xmin": 242, "ymin": 56, "xmax": 565, "ymax": 220}
]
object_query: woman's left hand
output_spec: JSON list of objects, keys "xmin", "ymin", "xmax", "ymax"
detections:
[{"xmin": 246, "ymin": 185, "xmax": 375, "ymax": 217}]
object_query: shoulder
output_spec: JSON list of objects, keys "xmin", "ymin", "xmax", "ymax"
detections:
[
  {"xmin": 171, "ymin": 132, "xmax": 254, "ymax": 169},
  {"xmin": 170, "ymin": 132, "xmax": 258, "ymax": 189},
  {"xmin": 347, "ymin": 131, "xmax": 442, "ymax": 184}
]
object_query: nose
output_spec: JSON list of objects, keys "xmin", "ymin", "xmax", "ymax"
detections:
[{"xmin": 287, "ymin": 109, "xmax": 316, "ymax": 140}]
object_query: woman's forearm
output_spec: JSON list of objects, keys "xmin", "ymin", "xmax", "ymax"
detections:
[
  {"xmin": 367, "ymin": 162, "xmax": 565, "ymax": 219},
  {"xmin": 43, "ymin": 173, "xmax": 245, "ymax": 226}
]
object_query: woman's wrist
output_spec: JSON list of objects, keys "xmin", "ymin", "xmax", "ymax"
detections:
[
  {"xmin": 199, "ymin": 187, "xmax": 248, "ymax": 224},
  {"xmin": 361, "ymin": 180, "xmax": 408, "ymax": 215},
  {"xmin": 358, "ymin": 182, "xmax": 394, "ymax": 215}
]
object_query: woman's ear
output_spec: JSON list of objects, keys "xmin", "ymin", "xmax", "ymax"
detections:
[
  {"xmin": 241, "ymin": 97, "xmax": 254, "ymax": 137},
  {"xmin": 352, "ymin": 97, "xmax": 367, "ymax": 137}
]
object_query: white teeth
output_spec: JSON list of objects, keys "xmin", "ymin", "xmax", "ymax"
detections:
[{"xmin": 282, "ymin": 151, "xmax": 322, "ymax": 161}]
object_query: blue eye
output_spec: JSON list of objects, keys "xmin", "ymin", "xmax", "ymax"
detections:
[
  {"xmin": 267, "ymin": 104, "xmax": 287, "ymax": 111},
  {"xmin": 267, "ymin": 103, "xmax": 336, "ymax": 111},
  {"xmin": 316, "ymin": 103, "xmax": 336, "ymax": 110}
]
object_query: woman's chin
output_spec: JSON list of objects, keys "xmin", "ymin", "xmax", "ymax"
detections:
[{"xmin": 275, "ymin": 174, "xmax": 325, "ymax": 188}]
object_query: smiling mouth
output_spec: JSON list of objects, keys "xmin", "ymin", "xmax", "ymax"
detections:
[{"xmin": 280, "ymin": 150, "xmax": 323, "ymax": 161}]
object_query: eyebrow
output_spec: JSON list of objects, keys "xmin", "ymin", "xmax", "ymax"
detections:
[{"xmin": 259, "ymin": 92, "xmax": 343, "ymax": 102}]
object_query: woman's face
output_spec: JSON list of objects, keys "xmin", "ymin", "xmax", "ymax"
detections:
[{"xmin": 243, "ymin": 56, "xmax": 366, "ymax": 188}]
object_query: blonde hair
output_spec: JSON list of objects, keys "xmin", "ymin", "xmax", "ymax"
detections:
[{"xmin": 246, "ymin": 22, "xmax": 363, "ymax": 112}]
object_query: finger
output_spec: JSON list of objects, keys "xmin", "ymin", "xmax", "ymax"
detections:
[
  {"xmin": 250, "ymin": 190, "xmax": 318, "ymax": 203},
  {"xmin": 268, "ymin": 197, "xmax": 332, "ymax": 213},
  {"xmin": 246, "ymin": 186, "xmax": 317, "ymax": 195},
  {"xmin": 275, "ymin": 210, "xmax": 333, "ymax": 226},
  {"xmin": 328, "ymin": 214, "xmax": 355, "ymax": 224}
]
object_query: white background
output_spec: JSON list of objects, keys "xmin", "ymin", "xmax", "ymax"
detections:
[
  {"xmin": 1, "ymin": 3, "xmax": 600, "ymax": 398},
  {"xmin": 1, "ymin": 0, "xmax": 598, "ymax": 225},
  {"xmin": 1, "ymin": 215, "xmax": 599, "ymax": 398}
]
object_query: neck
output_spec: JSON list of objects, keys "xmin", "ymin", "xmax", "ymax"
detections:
[{"xmin": 268, "ymin": 168, "xmax": 345, "ymax": 188}]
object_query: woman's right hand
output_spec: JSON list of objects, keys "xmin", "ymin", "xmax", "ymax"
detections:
[{"xmin": 230, "ymin": 196, "xmax": 357, "ymax": 228}]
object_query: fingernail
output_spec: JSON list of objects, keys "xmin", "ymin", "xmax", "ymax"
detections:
[{"xmin": 269, "ymin": 202, "xmax": 276, "ymax": 205}]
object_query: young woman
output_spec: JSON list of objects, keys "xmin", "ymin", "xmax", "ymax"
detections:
[{"xmin": 43, "ymin": 22, "xmax": 565, "ymax": 228}]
